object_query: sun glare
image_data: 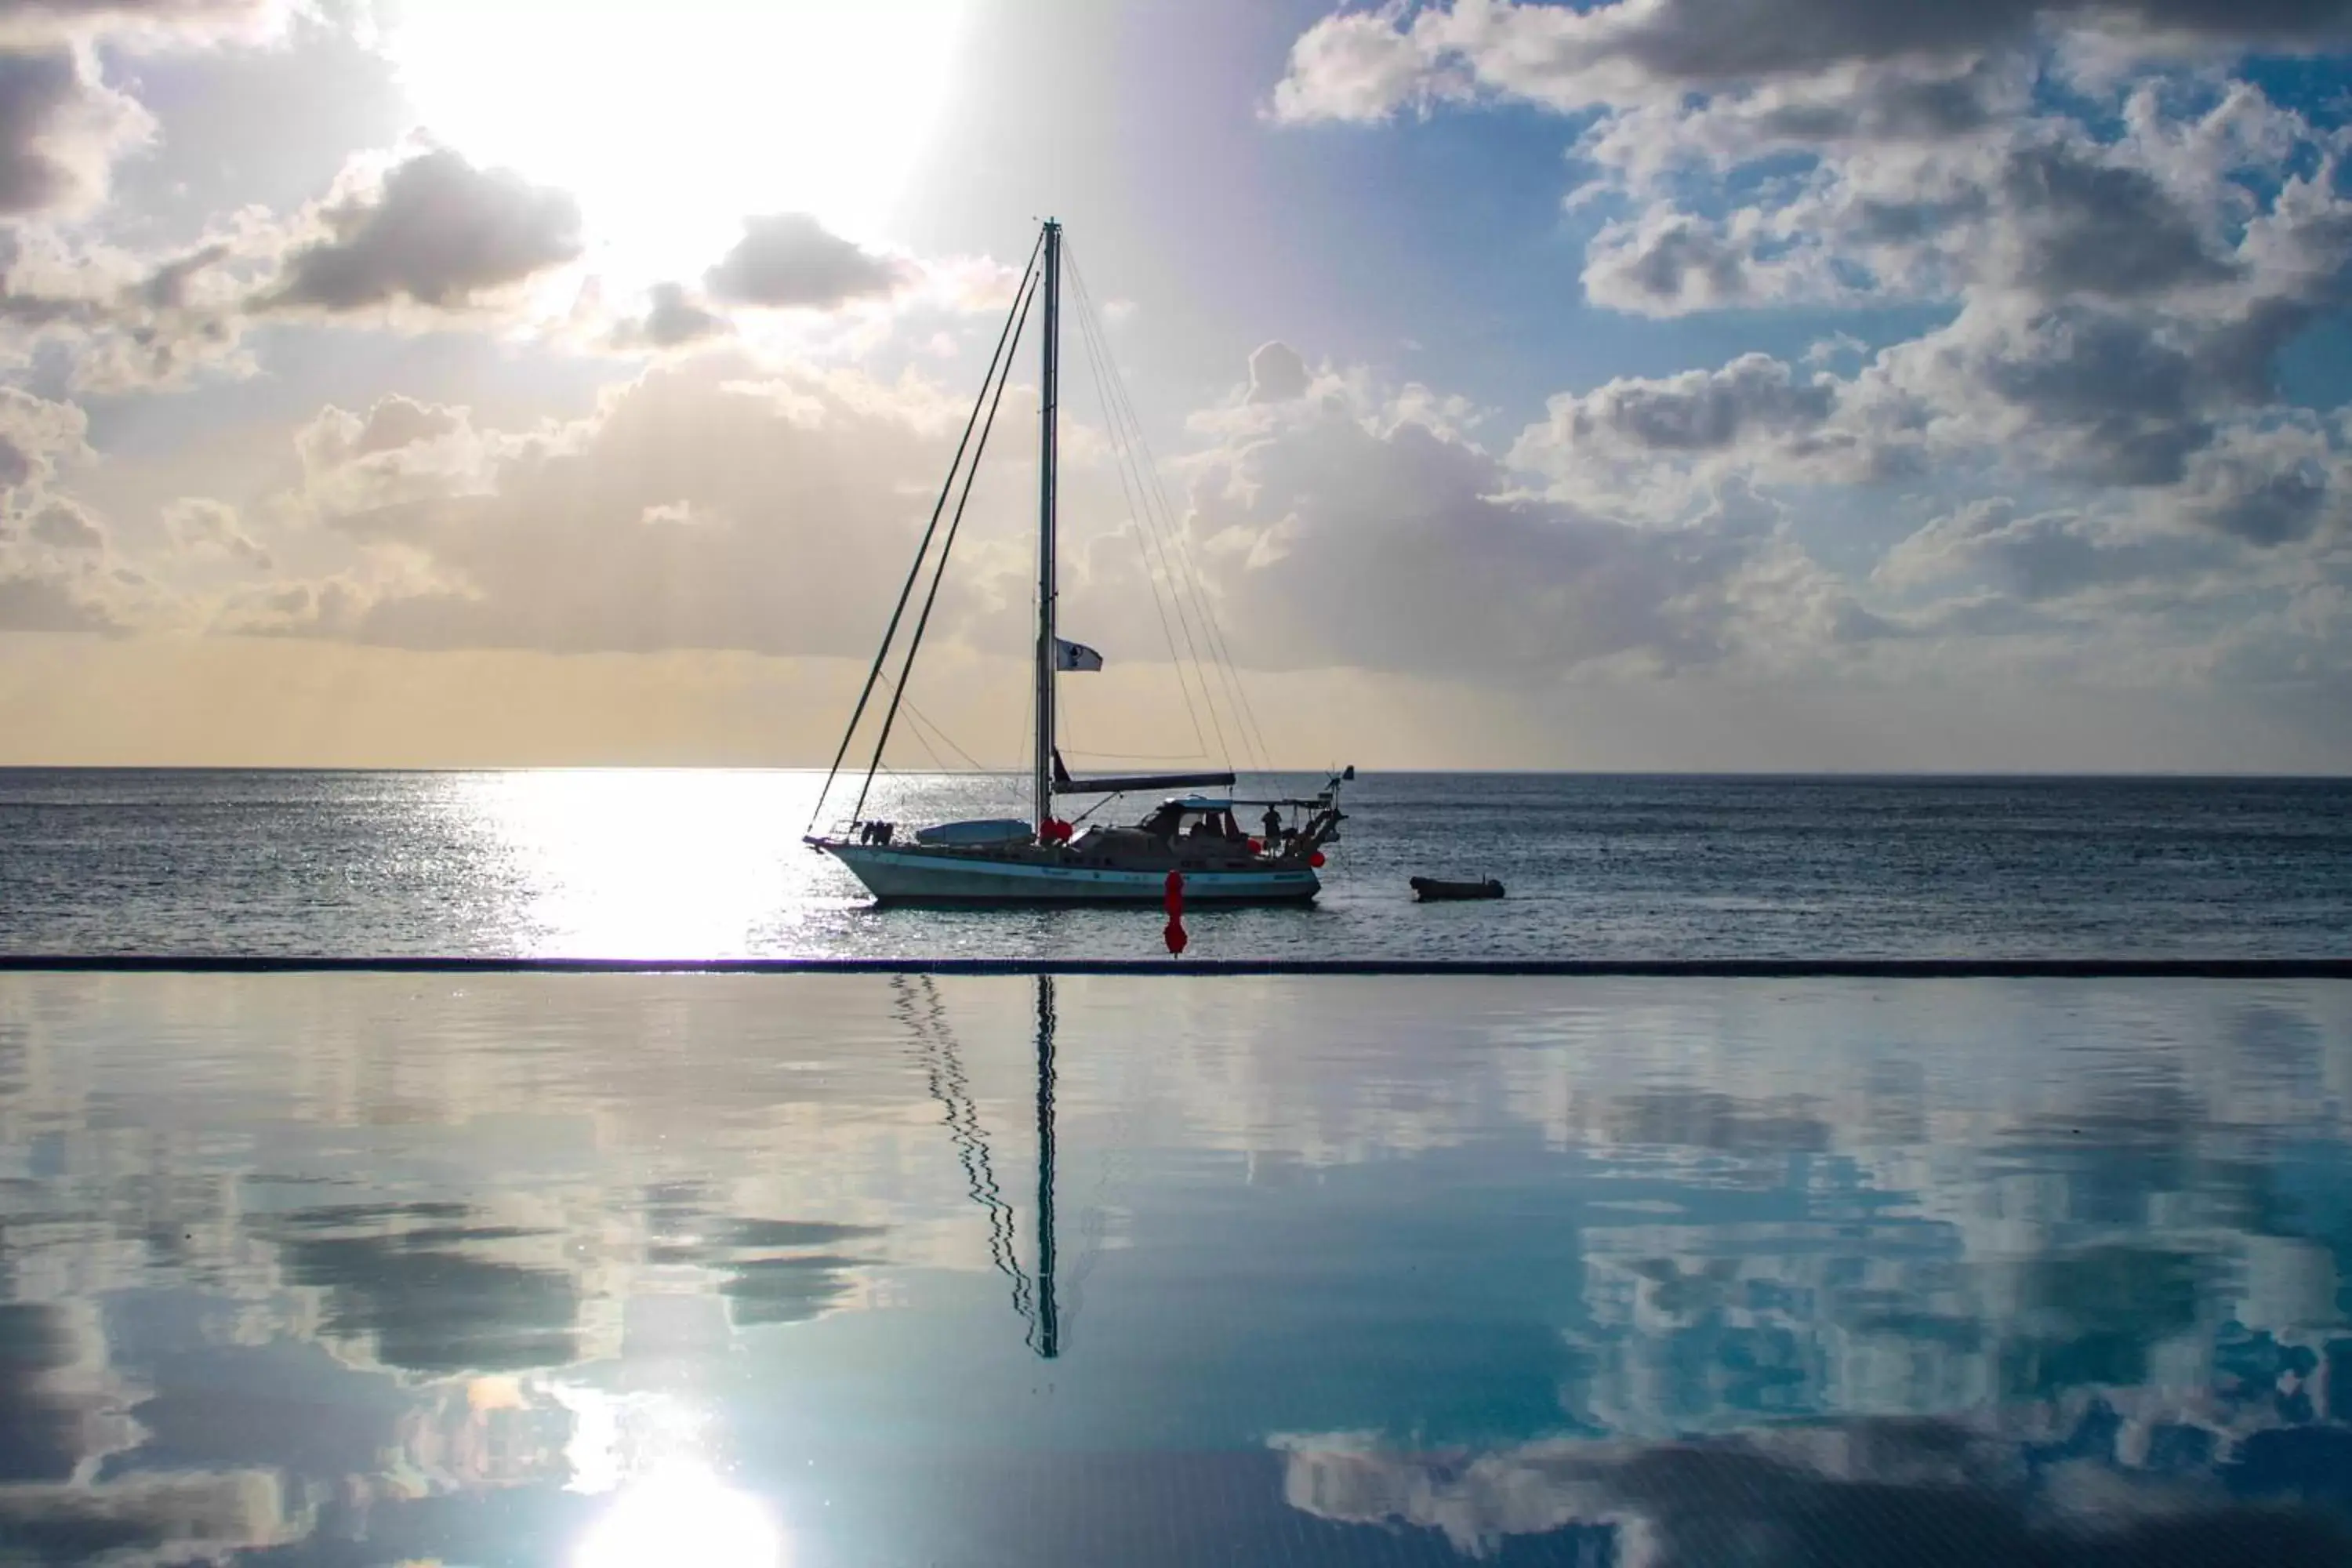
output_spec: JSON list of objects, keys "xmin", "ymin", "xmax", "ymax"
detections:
[
  {"xmin": 572, "ymin": 1461, "xmax": 784, "ymax": 1568},
  {"xmin": 386, "ymin": 0, "xmax": 973, "ymax": 288}
]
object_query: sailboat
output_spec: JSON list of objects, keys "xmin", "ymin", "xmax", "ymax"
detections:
[{"xmin": 806, "ymin": 220, "xmax": 1351, "ymax": 906}]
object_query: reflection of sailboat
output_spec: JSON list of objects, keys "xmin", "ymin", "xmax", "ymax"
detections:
[
  {"xmin": 905, "ymin": 975, "xmax": 1061, "ymax": 1359},
  {"xmin": 805, "ymin": 220, "xmax": 1352, "ymax": 905}
]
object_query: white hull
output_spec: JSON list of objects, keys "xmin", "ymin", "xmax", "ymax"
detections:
[{"xmin": 821, "ymin": 843, "xmax": 1319, "ymax": 906}]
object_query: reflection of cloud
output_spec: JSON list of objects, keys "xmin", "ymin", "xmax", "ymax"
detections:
[
  {"xmin": 271, "ymin": 1203, "xmax": 583, "ymax": 1374},
  {"xmin": 642, "ymin": 1210, "xmax": 887, "ymax": 1330},
  {"xmin": 1276, "ymin": 1420, "xmax": 2352, "ymax": 1564},
  {"xmin": 0, "ymin": 1468, "xmax": 309, "ymax": 1566},
  {"xmin": 0, "ymin": 1299, "xmax": 142, "ymax": 1481}
]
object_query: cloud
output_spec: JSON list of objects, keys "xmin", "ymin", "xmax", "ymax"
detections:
[
  {"xmin": 1246, "ymin": 339, "xmax": 1312, "ymax": 403},
  {"xmin": 0, "ymin": 227, "xmax": 259, "ymax": 390},
  {"xmin": 1272, "ymin": 0, "xmax": 2352, "ymax": 125},
  {"xmin": 1876, "ymin": 497, "xmax": 2232, "ymax": 599},
  {"xmin": 1524, "ymin": 354, "xmax": 1837, "ymax": 456},
  {"xmin": 0, "ymin": 389, "xmax": 86, "ymax": 489},
  {"xmin": 0, "ymin": 0, "xmax": 285, "ymax": 49},
  {"xmin": 1581, "ymin": 212, "xmax": 1788, "ymax": 315},
  {"xmin": 27, "ymin": 495, "xmax": 100, "ymax": 548},
  {"xmin": 0, "ymin": 46, "xmax": 150, "ymax": 216},
  {"xmin": 702, "ymin": 212, "xmax": 909, "ymax": 310},
  {"xmin": 163, "ymin": 495, "xmax": 270, "ymax": 568},
  {"xmin": 261, "ymin": 147, "xmax": 583, "ymax": 314},
  {"xmin": 235, "ymin": 354, "xmax": 1005, "ymax": 656},
  {"xmin": 0, "ymin": 566, "xmax": 125, "ymax": 631},
  {"xmin": 1171, "ymin": 359, "xmax": 1875, "ymax": 680},
  {"xmin": 612, "ymin": 281, "xmax": 731, "ymax": 350}
]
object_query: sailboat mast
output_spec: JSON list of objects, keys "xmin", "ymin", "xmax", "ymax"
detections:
[{"xmin": 1033, "ymin": 219, "xmax": 1062, "ymax": 833}]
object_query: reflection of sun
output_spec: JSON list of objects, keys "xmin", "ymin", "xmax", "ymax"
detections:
[
  {"xmin": 561, "ymin": 1387, "xmax": 782, "ymax": 1568},
  {"xmin": 385, "ymin": 0, "xmax": 973, "ymax": 287},
  {"xmin": 572, "ymin": 1461, "xmax": 783, "ymax": 1568}
]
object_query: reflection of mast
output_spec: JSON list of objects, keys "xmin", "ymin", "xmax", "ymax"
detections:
[
  {"xmin": 905, "ymin": 973, "xmax": 1061, "ymax": 1360},
  {"xmin": 1033, "ymin": 975, "xmax": 1059, "ymax": 1360},
  {"xmin": 901, "ymin": 977, "xmax": 1032, "ymax": 1323}
]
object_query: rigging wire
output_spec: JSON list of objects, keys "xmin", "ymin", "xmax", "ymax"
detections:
[
  {"xmin": 1070, "ymin": 245, "xmax": 1276, "ymax": 774},
  {"xmin": 1063, "ymin": 259, "xmax": 1230, "ymax": 770},
  {"xmin": 879, "ymin": 670, "xmax": 1000, "ymax": 774},
  {"xmin": 808, "ymin": 228, "xmax": 1046, "ymax": 833},
  {"xmin": 1066, "ymin": 244, "xmax": 1275, "ymax": 772},
  {"xmin": 1062, "ymin": 270, "xmax": 1214, "ymax": 765},
  {"xmin": 850, "ymin": 261, "xmax": 1041, "ymax": 826}
]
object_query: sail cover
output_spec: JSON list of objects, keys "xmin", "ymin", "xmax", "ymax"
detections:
[
  {"xmin": 1051, "ymin": 750, "xmax": 1232, "ymax": 797},
  {"xmin": 1054, "ymin": 637, "xmax": 1104, "ymax": 672}
]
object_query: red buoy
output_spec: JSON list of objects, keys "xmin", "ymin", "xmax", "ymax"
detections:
[
  {"xmin": 1163, "ymin": 869, "xmax": 1186, "ymax": 956},
  {"xmin": 1309, "ymin": 851, "xmax": 1327, "ymax": 868}
]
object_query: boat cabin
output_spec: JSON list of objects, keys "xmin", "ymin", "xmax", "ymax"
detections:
[{"xmin": 1134, "ymin": 796, "xmax": 1251, "ymax": 844}]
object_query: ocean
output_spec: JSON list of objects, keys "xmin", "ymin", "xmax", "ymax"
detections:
[{"xmin": 2, "ymin": 768, "xmax": 2349, "ymax": 958}]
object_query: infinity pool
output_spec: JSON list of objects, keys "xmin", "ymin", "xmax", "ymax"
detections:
[{"xmin": 2, "ymin": 974, "xmax": 2350, "ymax": 1564}]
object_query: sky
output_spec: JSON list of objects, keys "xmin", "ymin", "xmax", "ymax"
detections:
[{"xmin": 5, "ymin": 0, "xmax": 2352, "ymax": 770}]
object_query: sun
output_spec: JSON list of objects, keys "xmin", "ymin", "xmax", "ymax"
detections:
[{"xmin": 383, "ymin": 0, "xmax": 973, "ymax": 290}]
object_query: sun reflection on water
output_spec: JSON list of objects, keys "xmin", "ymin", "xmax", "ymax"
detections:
[
  {"xmin": 463, "ymin": 769, "xmax": 826, "ymax": 958},
  {"xmin": 572, "ymin": 1462, "xmax": 784, "ymax": 1568},
  {"xmin": 559, "ymin": 1385, "xmax": 783, "ymax": 1568}
]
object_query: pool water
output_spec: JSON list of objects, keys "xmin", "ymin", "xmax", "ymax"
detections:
[{"xmin": 2, "ymin": 972, "xmax": 2350, "ymax": 1565}]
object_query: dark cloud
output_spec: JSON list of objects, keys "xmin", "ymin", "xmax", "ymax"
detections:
[
  {"xmin": 1956, "ymin": 307, "xmax": 2217, "ymax": 485},
  {"xmin": 1587, "ymin": 0, "xmax": 2352, "ymax": 85},
  {"xmin": 0, "ymin": 569, "xmax": 122, "ymax": 632},
  {"xmin": 615, "ymin": 281, "xmax": 730, "ymax": 350},
  {"xmin": 1583, "ymin": 214, "xmax": 1766, "ymax": 314},
  {"xmin": 263, "ymin": 149, "xmax": 583, "ymax": 313},
  {"xmin": 0, "ymin": 434, "xmax": 27, "ymax": 490},
  {"xmin": 2176, "ymin": 435, "xmax": 2343, "ymax": 543},
  {"xmin": 1995, "ymin": 143, "xmax": 2238, "ymax": 300},
  {"xmin": 0, "ymin": 47, "xmax": 140, "ymax": 216},
  {"xmin": 1247, "ymin": 339, "xmax": 1312, "ymax": 403},
  {"xmin": 1283, "ymin": 0, "xmax": 2352, "ymax": 119},
  {"xmin": 26, "ymin": 499, "xmax": 100, "ymax": 549},
  {"xmin": 1545, "ymin": 354, "xmax": 1835, "ymax": 454},
  {"xmin": 703, "ymin": 212, "xmax": 906, "ymax": 309}
]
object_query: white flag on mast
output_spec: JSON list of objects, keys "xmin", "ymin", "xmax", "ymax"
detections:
[{"xmin": 1054, "ymin": 637, "xmax": 1105, "ymax": 672}]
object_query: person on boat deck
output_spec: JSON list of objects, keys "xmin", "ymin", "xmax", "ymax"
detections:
[{"xmin": 1261, "ymin": 805, "xmax": 1283, "ymax": 844}]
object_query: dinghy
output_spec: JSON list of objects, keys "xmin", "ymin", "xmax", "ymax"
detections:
[{"xmin": 1410, "ymin": 876, "xmax": 1504, "ymax": 902}]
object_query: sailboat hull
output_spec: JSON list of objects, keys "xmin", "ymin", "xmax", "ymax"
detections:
[{"xmin": 820, "ymin": 843, "xmax": 1319, "ymax": 906}]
